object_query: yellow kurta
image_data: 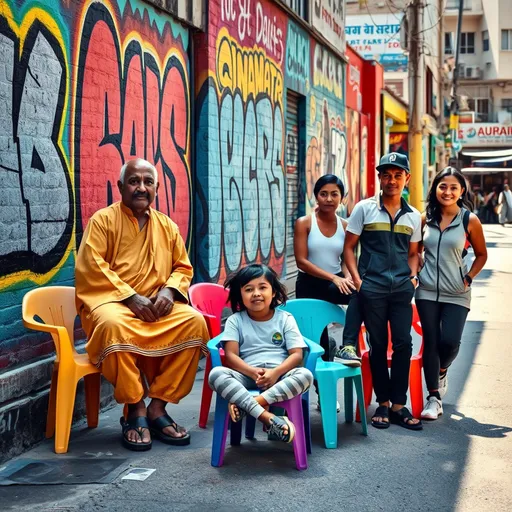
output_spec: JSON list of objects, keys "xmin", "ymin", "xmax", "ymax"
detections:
[{"xmin": 75, "ymin": 202, "xmax": 209, "ymax": 366}]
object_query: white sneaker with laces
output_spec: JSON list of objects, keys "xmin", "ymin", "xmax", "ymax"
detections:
[
  {"xmin": 439, "ymin": 373, "xmax": 448, "ymax": 399},
  {"xmin": 421, "ymin": 396, "xmax": 443, "ymax": 420},
  {"xmin": 316, "ymin": 401, "xmax": 341, "ymax": 413}
]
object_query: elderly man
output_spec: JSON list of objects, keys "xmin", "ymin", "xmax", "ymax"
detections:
[{"xmin": 75, "ymin": 158, "xmax": 209, "ymax": 451}]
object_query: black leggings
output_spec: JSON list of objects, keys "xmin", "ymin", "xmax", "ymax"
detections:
[
  {"xmin": 295, "ymin": 272, "xmax": 363, "ymax": 361},
  {"xmin": 416, "ymin": 299, "xmax": 469, "ymax": 392}
]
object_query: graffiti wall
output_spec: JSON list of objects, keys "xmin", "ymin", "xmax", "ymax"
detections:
[
  {"xmin": 306, "ymin": 42, "xmax": 347, "ymax": 213},
  {"xmin": 195, "ymin": 0, "xmax": 287, "ymax": 283},
  {"xmin": 0, "ymin": 0, "xmax": 191, "ymax": 369}
]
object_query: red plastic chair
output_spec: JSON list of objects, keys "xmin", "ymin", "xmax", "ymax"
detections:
[
  {"xmin": 189, "ymin": 283, "xmax": 230, "ymax": 428},
  {"xmin": 356, "ymin": 304, "xmax": 424, "ymax": 421}
]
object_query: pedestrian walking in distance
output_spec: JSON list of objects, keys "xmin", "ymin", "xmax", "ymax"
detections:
[
  {"xmin": 208, "ymin": 264, "xmax": 313, "ymax": 444},
  {"xmin": 417, "ymin": 167, "xmax": 487, "ymax": 420},
  {"xmin": 344, "ymin": 153, "xmax": 423, "ymax": 430}
]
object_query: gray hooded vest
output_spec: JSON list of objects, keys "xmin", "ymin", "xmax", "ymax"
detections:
[{"xmin": 416, "ymin": 208, "xmax": 471, "ymax": 309}]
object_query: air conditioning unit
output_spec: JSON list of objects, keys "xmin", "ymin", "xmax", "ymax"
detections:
[{"xmin": 464, "ymin": 65, "xmax": 483, "ymax": 79}]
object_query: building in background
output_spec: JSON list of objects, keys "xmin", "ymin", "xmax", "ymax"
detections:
[
  {"xmin": 347, "ymin": 0, "xmax": 444, "ymax": 201},
  {"xmin": 443, "ymin": 0, "xmax": 512, "ymax": 192}
]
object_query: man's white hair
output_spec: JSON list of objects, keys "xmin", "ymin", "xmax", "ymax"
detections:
[{"xmin": 119, "ymin": 159, "xmax": 158, "ymax": 184}]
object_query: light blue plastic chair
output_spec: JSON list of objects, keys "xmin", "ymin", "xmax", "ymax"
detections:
[
  {"xmin": 279, "ymin": 299, "xmax": 368, "ymax": 449},
  {"xmin": 207, "ymin": 332, "xmax": 323, "ymax": 468}
]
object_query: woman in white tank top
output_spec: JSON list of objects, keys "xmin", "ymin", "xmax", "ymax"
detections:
[{"xmin": 294, "ymin": 175, "xmax": 363, "ymax": 373}]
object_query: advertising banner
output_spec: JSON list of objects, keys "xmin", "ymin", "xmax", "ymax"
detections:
[
  {"xmin": 345, "ymin": 13, "xmax": 407, "ymax": 72},
  {"xmin": 457, "ymin": 123, "xmax": 512, "ymax": 147},
  {"xmin": 310, "ymin": 0, "xmax": 346, "ymax": 53}
]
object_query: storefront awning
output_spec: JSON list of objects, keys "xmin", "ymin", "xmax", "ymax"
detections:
[
  {"xmin": 473, "ymin": 155, "xmax": 512, "ymax": 165},
  {"xmin": 462, "ymin": 167, "xmax": 512, "ymax": 174},
  {"xmin": 383, "ymin": 93, "xmax": 408, "ymax": 124},
  {"xmin": 461, "ymin": 148, "xmax": 512, "ymax": 157}
]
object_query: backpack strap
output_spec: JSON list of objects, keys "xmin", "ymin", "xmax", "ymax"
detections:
[
  {"xmin": 462, "ymin": 208, "xmax": 470, "ymax": 236},
  {"xmin": 462, "ymin": 209, "xmax": 471, "ymax": 258}
]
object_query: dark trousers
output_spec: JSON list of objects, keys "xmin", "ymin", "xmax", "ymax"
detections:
[
  {"xmin": 296, "ymin": 272, "xmax": 363, "ymax": 361},
  {"xmin": 416, "ymin": 299, "xmax": 469, "ymax": 392},
  {"xmin": 359, "ymin": 285, "xmax": 415, "ymax": 405}
]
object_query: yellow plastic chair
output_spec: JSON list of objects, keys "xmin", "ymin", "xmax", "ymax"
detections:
[{"xmin": 22, "ymin": 286, "xmax": 101, "ymax": 454}]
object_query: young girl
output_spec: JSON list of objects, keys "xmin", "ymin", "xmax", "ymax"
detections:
[
  {"xmin": 417, "ymin": 167, "xmax": 487, "ymax": 420},
  {"xmin": 208, "ymin": 264, "xmax": 314, "ymax": 443}
]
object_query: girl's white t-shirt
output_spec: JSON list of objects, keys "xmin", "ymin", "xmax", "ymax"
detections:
[{"xmin": 221, "ymin": 309, "xmax": 306, "ymax": 368}]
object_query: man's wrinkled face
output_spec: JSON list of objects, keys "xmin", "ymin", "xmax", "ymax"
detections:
[{"xmin": 118, "ymin": 162, "xmax": 158, "ymax": 212}]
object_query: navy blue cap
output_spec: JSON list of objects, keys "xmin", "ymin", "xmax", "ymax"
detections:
[{"xmin": 376, "ymin": 152, "xmax": 410, "ymax": 173}]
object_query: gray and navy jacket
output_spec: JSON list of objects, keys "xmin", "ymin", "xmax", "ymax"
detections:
[
  {"xmin": 416, "ymin": 208, "xmax": 471, "ymax": 309},
  {"xmin": 346, "ymin": 194, "xmax": 422, "ymax": 294}
]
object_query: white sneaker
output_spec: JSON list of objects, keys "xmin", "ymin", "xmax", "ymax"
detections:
[
  {"xmin": 316, "ymin": 401, "xmax": 341, "ymax": 413},
  {"xmin": 439, "ymin": 373, "xmax": 448, "ymax": 399},
  {"xmin": 421, "ymin": 396, "xmax": 443, "ymax": 420}
]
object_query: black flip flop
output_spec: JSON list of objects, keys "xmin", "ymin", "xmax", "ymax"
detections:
[
  {"xmin": 148, "ymin": 413, "xmax": 191, "ymax": 446},
  {"xmin": 371, "ymin": 405, "xmax": 390, "ymax": 429},
  {"xmin": 389, "ymin": 406, "xmax": 423, "ymax": 431},
  {"xmin": 120, "ymin": 416, "xmax": 152, "ymax": 451}
]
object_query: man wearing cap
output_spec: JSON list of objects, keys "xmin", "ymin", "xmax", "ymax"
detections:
[{"xmin": 341, "ymin": 153, "xmax": 423, "ymax": 430}]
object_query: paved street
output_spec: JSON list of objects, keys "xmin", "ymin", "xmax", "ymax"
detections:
[{"xmin": 1, "ymin": 225, "xmax": 511, "ymax": 512}]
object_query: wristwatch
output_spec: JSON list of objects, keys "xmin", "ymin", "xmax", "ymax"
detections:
[
  {"xmin": 410, "ymin": 275, "xmax": 419, "ymax": 283},
  {"xmin": 464, "ymin": 274, "xmax": 473, "ymax": 286}
]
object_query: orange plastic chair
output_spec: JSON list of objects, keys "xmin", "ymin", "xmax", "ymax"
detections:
[
  {"xmin": 188, "ymin": 283, "xmax": 230, "ymax": 428},
  {"xmin": 356, "ymin": 303, "xmax": 424, "ymax": 421},
  {"xmin": 22, "ymin": 286, "xmax": 101, "ymax": 454}
]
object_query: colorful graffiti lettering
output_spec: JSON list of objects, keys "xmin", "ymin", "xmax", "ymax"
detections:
[
  {"xmin": 0, "ymin": 0, "xmax": 192, "ymax": 288},
  {"xmin": 0, "ymin": 5, "xmax": 73, "ymax": 282},
  {"xmin": 285, "ymin": 21, "xmax": 309, "ymax": 95},
  {"xmin": 196, "ymin": 2, "xmax": 286, "ymax": 282},
  {"xmin": 306, "ymin": 98, "xmax": 347, "ymax": 211},
  {"xmin": 313, "ymin": 44, "xmax": 342, "ymax": 100},
  {"xmin": 75, "ymin": 1, "xmax": 191, "ymax": 245},
  {"xmin": 216, "ymin": 28, "xmax": 283, "ymax": 104}
]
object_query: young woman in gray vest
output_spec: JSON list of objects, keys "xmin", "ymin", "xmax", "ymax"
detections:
[{"xmin": 417, "ymin": 167, "xmax": 487, "ymax": 420}]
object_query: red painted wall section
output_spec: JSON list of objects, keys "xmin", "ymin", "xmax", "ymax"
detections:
[{"xmin": 362, "ymin": 59, "xmax": 384, "ymax": 197}]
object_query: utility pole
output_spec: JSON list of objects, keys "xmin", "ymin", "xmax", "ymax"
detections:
[
  {"xmin": 408, "ymin": 0, "xmax": 424, "ymax": 210},
  {"xmin": 450, "ymin": 0, "xmax": 465, "ymax": 159}
]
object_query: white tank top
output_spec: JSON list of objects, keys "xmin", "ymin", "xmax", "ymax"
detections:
[{"xmin": 304, "ymin": 213, "xmax": 345, "ymax": 274}]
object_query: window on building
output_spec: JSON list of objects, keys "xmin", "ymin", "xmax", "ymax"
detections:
[
  {"xmin": 502, "ymin": 99, "xmax": 512, "ymax": 113},
  {"xmin": 447, "ymin": 0, "xmax": 472, "ymax": 9},
  {"xmin": 482, "ymin": 30, "xmax": 489, "ymax": 51},
  {"xmin": 282, "ymin": 0, "xmax": 307, "ymax": 19},
  {"xmin": 444, "ymin": 32, "xmax": 454, "ymax": 54},
  {"xmin": 502, "ymin": 29, "xmax": 512, "ymax": 50},
  {"xmin": 467, "ymin": 98, "xmax": 490, "ymax": 122},
  {"xmin": 460, "ymin": 32, "xmax": 475, "ymax": 54}
]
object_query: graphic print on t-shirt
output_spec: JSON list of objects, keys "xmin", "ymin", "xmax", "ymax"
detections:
[{"xmin": 271, "ymin": 332, "xmax": 284, "ymax": 346}]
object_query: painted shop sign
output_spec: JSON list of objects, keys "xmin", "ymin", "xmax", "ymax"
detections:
[
  {"xmin": 310, "ymin": 0, "xmax": 346, "ymax": 53},
  {"xmin": 345, "ymin": 14, "xmax": 407, "ymax": 72},
  {"xmin": 457, "ymin": 123, "xmax": 512, "ymax": 147}
]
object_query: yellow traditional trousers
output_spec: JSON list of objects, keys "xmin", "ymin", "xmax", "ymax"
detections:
[{"xmin": 102, "ymin": 347, "xmax": 201, "ymax": 404}]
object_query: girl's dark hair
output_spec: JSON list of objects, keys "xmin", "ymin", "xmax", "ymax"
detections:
[
  {"xmin": 426, "ymin": 166, "xmax": 473, "ymax": 223},
  {"xmin": 313, "ymin": 174, "xmax": 345, "ymax": 198},
  {"xmin": 224, "ymin": 264, "xmax": 288, "ymax": 312}
]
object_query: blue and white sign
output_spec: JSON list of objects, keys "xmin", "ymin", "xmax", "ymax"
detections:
[{"xmin": 346, "ymin": 14, "xmax": 407, "ymax": 72}]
